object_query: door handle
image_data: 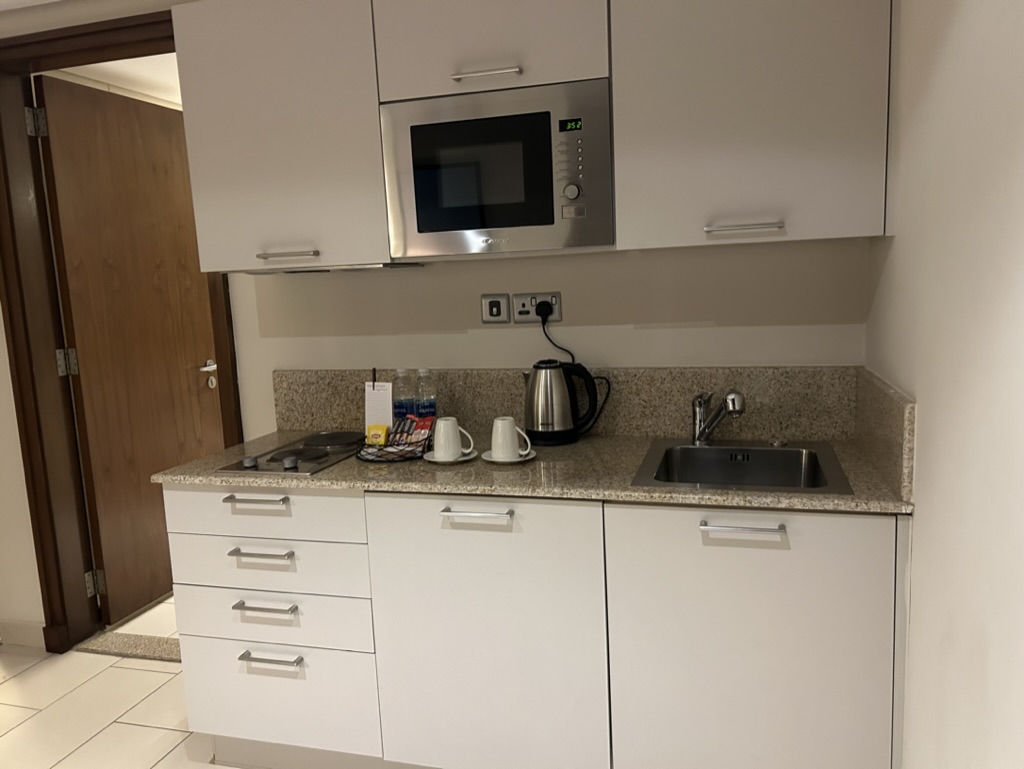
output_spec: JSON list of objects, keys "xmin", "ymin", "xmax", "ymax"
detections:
[
  {"xmin": 232, "ymin": 600, "xmax": 299, "ymax": 615},
  {"xmin": 450, "ymin": 66, "xmax": 523, "ymax": 82},
  {"xmin": 238, "ymin": 650, "xmax": 304, "ymax": 667},
  {"xmin": 199, "ymin": 360, "xmax": 218, "ymax": 373}
]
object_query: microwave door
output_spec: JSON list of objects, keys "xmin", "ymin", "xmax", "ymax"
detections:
[{"xmin": 410, "ymin": 112, "xmax": 554, "ymax": 238}]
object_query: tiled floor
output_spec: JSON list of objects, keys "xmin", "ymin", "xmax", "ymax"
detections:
[
  {"xmin": 0, "ymin": 643, "xmax": 215, "ymax": 768},
  {"xmin": 112, "ymin": 597, "xmax": 179, "ymax": 640}
]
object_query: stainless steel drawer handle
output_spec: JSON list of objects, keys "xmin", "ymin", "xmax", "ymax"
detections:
[
  {"xmin": 227, "ymin": 547, "xmax": 295, "ymax": 560},
  {"xmin": 255, "ymin": 250, "xmax": 321, "ymax": 261},
  {"xmin": 450, "ymin": 66, "xmax": 523, "ymax": 82},
  {"xmin": 700, "ymin": 521, "xmax": 787, "ymax": 535},
  {"xmin": 440, "ymin": 507, "xmax": 515, "ymax": 520},
  {"xmin": 222, "ymin": 495, "xmax": 290, "ymax": 506},
  {"xmin": 232, "ymin": 600, "xmax": 299, "ymax": 615},
  {"xmin": 703, "ymin": 221, "xmax": 786, "ymax": 234},
  {"xmin": 238, "ymin": 650, "xmax": 304, "ymax": 667}
]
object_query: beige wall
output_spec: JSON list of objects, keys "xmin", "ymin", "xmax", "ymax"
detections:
[
  {"xmin": 0, "ymin": 309, "xmax": 45, "ymax": 645},
  {"xmin": 233, "ymin": 238, "xmax": 876, "ymax": 436},
  {"xmin": 867, "ymin": 0, "xmax": 1024, "ymax": 765}
]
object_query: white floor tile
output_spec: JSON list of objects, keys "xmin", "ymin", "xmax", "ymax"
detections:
[
  {"xmin": 169, "ymin": 632, "xmax": 180, "ymax": 639},
  {"xmin": 0, "ymin": 703, "xmax": 35, "ymax": 737},
  {"xmin": 119, "ymin": 675, "xmax": 188, "ymax": 731},
  {"xmin": 0, "ymin": 645, "xmax": 48, "ymax": 683},
  {"xmin": 0, "ymin": 650, "xmax": 117, "ymax": 708},
  {"xmin": 152, "ymin": 732, "xmax": 214, "ymax": 768},
  {"xmin": 53, "ymin": 722, "xmax": 187, "ymax": 769},
  {"xmin": 114, "ymin": 603, "xmax": 178, "ymax": 637},
  {"xmin": 114, "ymin": 658, "xmax": 183, "ymax": 675},
  {"xmin": 164, "ymin": 596, "xmax": 175, "ymax": 604},
  {"xmin": 0, "ymin": 666, "xmax": 173, "ymax": 769}
]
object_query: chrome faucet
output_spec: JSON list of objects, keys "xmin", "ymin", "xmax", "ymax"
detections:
[{"xmin": 692, "ymin": 390, "xmax": 746, "ymax": 445}]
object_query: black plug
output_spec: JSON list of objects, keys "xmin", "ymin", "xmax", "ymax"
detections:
[{"xmin": 536, "ymin": 300, "xmax": 554, "ymax": 323}]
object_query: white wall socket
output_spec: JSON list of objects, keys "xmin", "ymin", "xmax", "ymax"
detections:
[{"xmin": 512, "ymin": 292, "xmax": 563, "ymax": 323}]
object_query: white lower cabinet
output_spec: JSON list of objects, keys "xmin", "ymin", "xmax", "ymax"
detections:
[
  {"xmin": 605, "ymin": 505, "xmax": 896, "ymax": 769},
  {"xmin": 178, "ymin": 634, "xmax": 382, "ymax": 757},
  {"xmin": 365, "ymin": 493, "xmax": 610, "ymax": 769}
]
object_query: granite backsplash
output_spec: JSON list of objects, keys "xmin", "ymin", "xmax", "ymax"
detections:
[{"xmin": 273, "ymin": 365, "xmax": 912, "ymax": 499}]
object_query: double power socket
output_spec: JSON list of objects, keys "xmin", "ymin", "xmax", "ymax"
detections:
[{"xmin": 481, "ymin": 292, "xmax": 563, "ymax": 325}]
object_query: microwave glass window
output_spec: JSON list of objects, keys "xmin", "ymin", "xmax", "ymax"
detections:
[
  {"xmin": 436, "ymin": 142, "xmax": 526, "ymax": 207},
  {"xmin": 411, "ymin": 112, "xmax": 554, "ymax": 233}
]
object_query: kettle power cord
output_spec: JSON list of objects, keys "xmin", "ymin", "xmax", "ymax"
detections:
[{"xmin": 536, "ymin": 300, "xmax": 576, "ymax": 363}]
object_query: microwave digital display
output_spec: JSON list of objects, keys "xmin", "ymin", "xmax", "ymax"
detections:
[{"xmin": 559, "ymin": 118, "xmax": 583, "ymax": 132}]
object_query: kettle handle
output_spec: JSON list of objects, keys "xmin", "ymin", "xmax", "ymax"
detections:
[{"xmin": 564, "ymin": 363, "xmax": 598, "ymax": 432}]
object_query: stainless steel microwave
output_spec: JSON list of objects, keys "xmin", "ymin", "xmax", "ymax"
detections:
[{"xmin": 379, "ymin": 79, "xmax": 614, "ymax": 259}]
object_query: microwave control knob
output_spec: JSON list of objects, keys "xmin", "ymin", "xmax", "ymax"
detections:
[
  {"xmin": 563, "ymin": 183, "xmax": 582, "ymax": 201},
  {"xmin": 241, "ymin": 455, "xmax": 258, "ymax": 469}
]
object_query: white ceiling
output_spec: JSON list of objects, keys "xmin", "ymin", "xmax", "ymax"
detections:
[{"xmin": 61, "ymin": 53, "xmax": 182, "ymax": 106}]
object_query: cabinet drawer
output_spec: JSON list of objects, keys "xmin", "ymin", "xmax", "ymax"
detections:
[
  {"xmin": 373, "ymin": 0, "xmax": 608, "ymax": 102},
  {"xmin": 179, "ymin": 634, "xmax": 382, "ymax": 757},
  {"xmin": 174, "ymin": 584, "xmax": 373, "ymax": 652},
  {"xmin": 169, "ymin": 533, "xmax": 370, "ymax": 598},
  {"xmin": 164, "ymin": 488, "xmax": 366, "ymax": 543}
]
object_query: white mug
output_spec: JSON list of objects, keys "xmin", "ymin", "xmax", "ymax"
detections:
[
  {"xmin": 433, "ymin": 417, "xmax": 474, "ymax": 461},
  {"xmin": 490, "ymin": 416, "xmax": 532, "ymax": 461}
]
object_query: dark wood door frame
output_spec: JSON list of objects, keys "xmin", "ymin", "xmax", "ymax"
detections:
[{"xmin": 0, "ymin": 12, "xmax": 243, "ymax": 652}]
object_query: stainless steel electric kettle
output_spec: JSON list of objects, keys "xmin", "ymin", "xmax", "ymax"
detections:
[{"xmin": 523, "ymin": 359, "xmax": 600, "ymax": 445}]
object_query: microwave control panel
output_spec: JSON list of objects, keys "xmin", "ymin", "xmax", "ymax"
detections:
[{"xmin": 557, "ymin": 117, "xmax": 587, "ymax": 219}]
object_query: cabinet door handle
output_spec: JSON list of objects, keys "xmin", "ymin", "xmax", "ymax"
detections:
[
  {"xmin": 439, "ymin": 507, "xmax": 514, "ymax": 520},
  {"xmin": 222, "ymin": 494, "xmax": 290, "ymax": 506},
  {"xmin": 227, "ymin": 547, "xmax": 295, "ymax": 560},
  {"xmin": 703, "ymin": 221, "xmax": 786, "ymax": 234},
  {"xmin": 255, "ymin": 250, "xmax": 321, "ymax": 261},
  {"xmin": 232, "ymin": 600, "xmax": 299, "ymax": 615},
  {"xmin": 238, "ymin": 650, "xmax": 304, "ymax": 667},
  {"xmin": 450, "ymin": 66, "xmax": 523, "ymax": 82},
  {"xmin": 699, "ymin": 521, "xmax": 787, "ymax": 535}
]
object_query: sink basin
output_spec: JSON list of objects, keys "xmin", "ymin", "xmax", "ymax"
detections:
[{"xmin": 632, "ymin": 440, "xmax": 853, "ymax": 495}]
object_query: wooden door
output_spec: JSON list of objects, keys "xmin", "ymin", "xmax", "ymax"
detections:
[
  {"xmin": 365, "ymin": 493, "xmax": 610, "ymax": 769},
  {"xmin": 36, "ymin": 75, "xmax": 228, "ymax": 625},
  {"xmin": 605, "ymin": 504, "xmax": 895, "ymax": 769}
]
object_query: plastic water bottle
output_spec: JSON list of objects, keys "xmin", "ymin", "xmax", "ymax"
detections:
[
  {"xmin": 414, "ymin": 368, "xmax": 437, "ymax": 418},
  {"xmin": 392, "ymin": 369, "xmax": 416, "ymax": 421}
]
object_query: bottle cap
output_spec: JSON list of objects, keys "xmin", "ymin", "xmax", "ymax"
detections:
[{"xmin": 396, "ymin": 368, "xmax": 409, "ymax": 375}]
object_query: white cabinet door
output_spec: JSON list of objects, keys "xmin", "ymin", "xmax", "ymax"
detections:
[
  {"xmin": 373, "ymin": 0, "xmax": 608, "ymax": 102},
  {"xmin": 606, "ymin": 505, "xmax": 895, "ymax": 769},
  {"xmin": 366, "ymin": 493, "xmax": 610, "ymax": 769},
  {"xmin": 173, "ymin": 0, "xmax": 390, "ymax": 272},
  {"xmin": 612, "ymin": 0, "xmax": 890, "ymax": 249}
]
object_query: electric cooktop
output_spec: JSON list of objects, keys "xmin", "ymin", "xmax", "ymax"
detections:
[{"xmin": 216, "ymin": 431, "xmax": 363, "ymax": 477}]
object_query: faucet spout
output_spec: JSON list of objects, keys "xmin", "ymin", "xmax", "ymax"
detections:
[{"xmin": 693, "ymin": 389, "xmax": 746, "ymax": 445}]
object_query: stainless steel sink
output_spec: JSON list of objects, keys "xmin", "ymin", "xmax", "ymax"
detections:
[{"xmin": 631, "ymin": 440, "xmax": 853, "ymax": 495}]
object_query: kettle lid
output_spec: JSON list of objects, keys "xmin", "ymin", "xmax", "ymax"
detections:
[{"xmin": 534, "ymin": 359, "xmax": 562, "ymax": 369}]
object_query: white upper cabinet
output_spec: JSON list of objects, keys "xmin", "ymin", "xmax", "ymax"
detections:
[
  {"xmin": 606, "ymin": 505, "xmax": 895, "ymax": 769},
  {"xmin": 173, "ymin": 0, "xmax": 390, "ymax": 272},
  {"xmin": 366, "ymin": 493, "xmax": 610, "ymax": 769},
  {"xmin": 611, "ymin": 0, "xmax": 891, "ymax": 249},
  {"xmin": 373, "ymin": 0, "xmax": 609, "ymax": 102}
]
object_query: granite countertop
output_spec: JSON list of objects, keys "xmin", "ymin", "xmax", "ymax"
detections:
[{"xmin": 153, "ymin": 431, "xmax": 913, "ymax": 515}]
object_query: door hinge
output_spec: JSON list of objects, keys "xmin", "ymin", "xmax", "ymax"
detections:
[
  {"xmin": 56, "ymin": 348, "xmax": 79, "ymax": 377},
  {"xmin": 25, "ymin": 106, "xmax": 47, "ymax": 137},
  {"xmin": 85, "ymin": 570, "xmax": 107, "ymax": 598}
]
